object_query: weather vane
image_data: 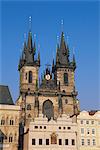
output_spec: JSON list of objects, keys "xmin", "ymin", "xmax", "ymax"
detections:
[
  {"xmin": 61, "ymin": 19, "xmax": 64, "ymax": 32},
  {"xmin": 29, "ymin": 16, "xmax": 32, "ymax": 31}
]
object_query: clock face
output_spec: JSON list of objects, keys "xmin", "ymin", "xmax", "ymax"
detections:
[{"xmin": 46, "ymin": 74, "xmax": 50, "ymax": 80}]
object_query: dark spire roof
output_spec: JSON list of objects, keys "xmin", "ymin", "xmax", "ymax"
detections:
[
  {"xmin": 0, "ymin": 85, "xmax": 14, "ymax": 105},
  {"xmin": 56, "ymin": 32, "xmax": 69, "ymax": 67},
  {"xmin": 27, "ymin": 31, "xmax": 33, "ymax": 50},
  {"xmin": 18, "ymin": 31, "xmax": 40, "ymax": 70}
]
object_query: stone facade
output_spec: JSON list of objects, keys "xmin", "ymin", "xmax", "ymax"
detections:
[
  {"xmin": 16, "ymin": 28, "xmax": 80, "ymax": 150},
  {"xmin": 0, "ymin": 104, "xmax": 20, "ymax": 150}
]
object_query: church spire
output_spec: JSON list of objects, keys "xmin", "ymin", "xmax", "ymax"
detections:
[
  {"xmin": 18, "ymin": 16, "xmax": 40, "ymax": 70},
  {"xmin": 56, "ymin": 31, "xmax": 69, "ymax": 67}
]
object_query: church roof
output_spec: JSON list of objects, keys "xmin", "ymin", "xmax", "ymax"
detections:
[{"xmin": 0, "ymin": 85, "xmax": 14, "ymax": 105}]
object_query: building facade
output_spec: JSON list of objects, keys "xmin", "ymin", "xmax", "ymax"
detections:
[
  {"xmin": 77, "ymin": 110, "xmax": 100, "ymax": 150},
  {"xmin": 0, "ymin": 85, "xmax": 20, "ymax": 150}
]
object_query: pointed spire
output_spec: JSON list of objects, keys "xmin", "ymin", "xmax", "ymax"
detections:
[
  {"xmin": 52, "ymin": 58, "xmax": 55, "ymax": 73},
  {"xmin": 56, "ymin": 44, "xmax": 59, "ymax": 64},
  {"xmin": 72, "ymin": 48, "xmax": 76, "ymax": 70},
  {"xmin": 38, "ymin": 51, "xmax": 40, "ymax": 65},
  {"xmin": 27, "ymin": 31, "xmax": 33, "ymax": 50},
  {"xmin": 60, "ymin": 32, "xmax": 66, "ymax": 51},
  {"xmin": 33, "ymin": 41, "xmax": 36, "ymax": 54}
]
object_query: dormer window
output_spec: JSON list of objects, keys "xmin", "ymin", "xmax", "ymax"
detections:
[{"xmin": 29, "ymin": 71, "xmax": 32, "ymax": 83}]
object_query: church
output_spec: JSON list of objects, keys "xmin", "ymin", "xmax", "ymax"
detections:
[{"xmin": 16, "ymin": 25, "xmax": 80, "ymax": 150}]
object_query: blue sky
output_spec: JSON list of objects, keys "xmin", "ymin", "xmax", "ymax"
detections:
[{"xmin": 0, "ymin": 0, "xmax": 99, "ymax": 110}]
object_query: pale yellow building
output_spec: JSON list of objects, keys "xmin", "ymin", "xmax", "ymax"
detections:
[
  {"xmin": 77, "ymin": 110, "xmax": 100, "ymax": 150},
  {"xmin": 0, "ymin": 85, "xmax": 20, "ymax": 150},
  {"xmin": 24, "ymin": 114, "xmax": 78, "ymax": 150}
]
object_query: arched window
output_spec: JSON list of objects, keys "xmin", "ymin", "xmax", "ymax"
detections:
[
  {"xmin": 43, "ymin": 100, "xmax": 54, "ymax": 121},
  {"xmin": 1, "ymin": 117, "xmax": 5, "ymax": 125},
  {"xmin": 10, "ymin": 119, "xmax": 14, "ymax": 125},
  {"xmin": 29, "ymin": 71, "xmax": 32, "ymax": 83},
  {"xmin": 9, "ymin": 134, "xmax": 13, "ymax": 143},
  {"xmin": 27, "ymin": 104, "xmax": 31, "ymax": 110},
  {"xmin": 64, "ymin": 73, "xmax": 68, "ymax": 84}
]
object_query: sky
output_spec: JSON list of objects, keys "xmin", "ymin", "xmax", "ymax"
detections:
[{"xmin": 0, "ymin": 0, "xmax": 99, "ymax": 110}]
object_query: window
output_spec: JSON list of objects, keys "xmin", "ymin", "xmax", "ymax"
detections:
[
  {"xmin": 27, "ymin": 104, "xmax": 31, "ymax": 110},
  {"xmin": 65, "ymin": 139, "xmax": 68, "ymax": 145},
  {"xmin": 32, "ymin": 139, "xmax": 35, "ymax": 145},
  {"xmin": 63, "ymin": 127, "xmax": 66, "ymax": 130},
  {"xmin": 0, "ymin": 136, "xmax": 3, "ymax": 143},
  {"xmin": 65, "ymin": 99, "xmax": 68, "ymax": 104},
  {"xmin": 34, "ymin": 126, "xmax": 38, "ymax": 129},
  {"xmin": 29, "ymin": 71, "xmax": 32, "ymax": 83},
  {"xmin": 92, "ymin": 139, "xmax": 96, "ymax": 145},
  {"xmin": 87, "ymin": 139, "xmax": 90, "ymax": 145},
  {"xmin": 59, "ymin": 139, "xmax": 62, "ymax": 145},
  {"xmin": 67, "ymin": 127, "xmax": 71, "ymax": 130},
  {"xmin": 51, "ymin": 132, "xmax": 57, "ymax": 144},
  {"xmin": 40, "ymin": 126, "xmax": 42, "ymax": 129},
  {"xmin": 92, "ymin": 129, "xmax": 95, "ymax": 134},
  {"xmin": 81, "ymin": 128, "xmax": 84, "ymax": 134},
  {"xmin": 39, "ymin": 139, "xmax": 42, "ymax": 145},
  {"xmin": 44, "ymin": 126, "xmax": 46, "ymax": 129},
  {"xmin": 72, "ymin": 139, "xmax": 75, "ymax": 145},
  {"xmin": 64, "ymin": 73, "xmax": 68, "ymax": 84},
  {"xmin": 81, "ymin": 120, "xmax": 83, "ymax": 124},
  {"xmin": 81, "ymin": 139, "xmax": 84, "ymax": 146},
  {"xmin": 87, "ymin": 128, "xmax": 90, "ymax": 134},
  {"xmin": 46, "ymin": 139, "xmax": 49, "ymax": 145},
  {"xmin": 91, "ymin": 121, "xmax": 94, "ymax": 124},
  {"xmin": 10, "ymin": 120, "xmax": 14, "ymax": 125},
  {"xmin": 59, "ymin": 127, "xmax": 61, "ymax": 129},
  {"xmin": 9, "ymin": 135, "xmax": 13, "ymax": 143},
  {"xmin": 86, "ymin": 120, "xmax": 89, "ymax": 124},
  {"xmin": 25, "ymin": 73, "xmax": 27, "ymax": 80},
  {"xmin": 1, "ymin": 119, "xmax": 5, "ymax": 125}
]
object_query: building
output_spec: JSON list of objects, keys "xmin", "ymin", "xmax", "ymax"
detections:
[
  {"xmin": 0, "ymin": 85, "xmax": 20, "ymax": 150},
  {"xmin": 77, "ymin": 110, "xmax": 100, "ymax": 150},
  {"xmin": 16, "ymin": 27, "xmax": 80, "ymax": 150},
  {"xmin": 24, "ymin": 114, "xmax": 78, "ymax": 150}
]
